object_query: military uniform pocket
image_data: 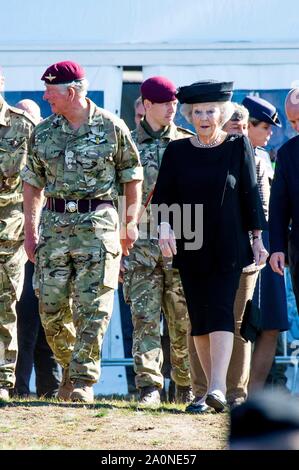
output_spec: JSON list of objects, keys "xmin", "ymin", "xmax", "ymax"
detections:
[
  {"xmin": 81, "ymin": 145, "xmax": 116, "ymax": 188},
  {"xmin": 82, "ymin": 149, "xmax": 106, "ymax": 171},
  {"xmin": 1, "ymin": 244, "xmax": 26, "ymax": 299},
  {"xmin": 42, "ymin": 147, "xmax": 62, "ymax": 185},
  {"xmin": 101, "ymin": 237, "xmax": 121, "ymax": 289},
  {"xmin": 0, "ymin": 208, "xmax": 24, "ymax": 241}
]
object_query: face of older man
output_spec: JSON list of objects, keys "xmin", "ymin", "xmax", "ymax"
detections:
[
  {"xmin": 43, "ymin": 84, "xmax": 69, "ymax": 115},
  {"xmin": 191, "ymin": 102, "xmax": 222, "ymax": 139},
  {"xmin": 286, "ymin": 104, "xmax": 299, "ymax": 133}
]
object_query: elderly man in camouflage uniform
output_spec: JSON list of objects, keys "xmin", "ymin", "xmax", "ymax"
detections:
[
  {"xmin": 123, "ymin": 76, "xmax": 193, "ymax": 407},
  {"xmin": 0, "ymin": 79, "xmax": 35, "ymax": 400},
  {"xmin": 21, "ymin": 61, "xmax": 143, "ymax": 403}
]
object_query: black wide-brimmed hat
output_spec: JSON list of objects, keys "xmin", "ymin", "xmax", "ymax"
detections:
[
  {"xmin": 242, "ymin": 95, "xmax": 281, "ymax": 127},
  {"xmin": 176, "ymin": 80, "xmax": 234, "ymax": 104}
]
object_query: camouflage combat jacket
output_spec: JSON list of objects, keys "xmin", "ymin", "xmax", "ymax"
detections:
[
  {"xmin": 21, "ymin": 99, "xmax": 143, "ymax": 200},
  {"xmin": 0, "ymin": 96, "xmax": 34, "ymax": 242},
  {"xmin": 125, "ymin": 121, "xmax": 193, "ymax": 270}
]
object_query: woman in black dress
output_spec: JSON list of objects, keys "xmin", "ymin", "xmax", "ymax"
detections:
[{"xmin": 152, "ymin": 80, "xmax": 268, "ymax": 412}]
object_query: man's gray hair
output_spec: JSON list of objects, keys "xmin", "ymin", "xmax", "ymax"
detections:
[
  {"xmin": 58, "ymin": 78, "xmax": 89, "ymax": 96},
  {"xmin": 180, "ymin": 101, "xmax": 235, "ymax": 127}
]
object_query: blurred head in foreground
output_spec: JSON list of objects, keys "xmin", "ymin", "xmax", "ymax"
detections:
[{"xmin": 229, "ymin": 390, "xmax": 299, "ymax": 450}]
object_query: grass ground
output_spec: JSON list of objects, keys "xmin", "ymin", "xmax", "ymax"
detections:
[{"xmin": 0, "ymin": 395, "xmax": 228, "ymax": 450}]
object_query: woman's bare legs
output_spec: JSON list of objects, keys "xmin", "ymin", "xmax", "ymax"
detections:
[
  {"xmin": 193, "ymin": 334, "xmax": 211, "ymax": 398},
  {"xmin": 209, "ymin": 331, "xmax": 234, "ymax": 395},
  {"xmin": 193, "ymin": 331, "xmax": 234, "ymax": 397}
]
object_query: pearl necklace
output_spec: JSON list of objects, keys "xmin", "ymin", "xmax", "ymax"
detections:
[{"xmin": 196, "ymin": 132, "xmax": 222, "ymax": 148}]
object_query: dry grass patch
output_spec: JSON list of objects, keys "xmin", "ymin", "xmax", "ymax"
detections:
[{"xmin": 0, "ymin": 397, "xmax": 228, "ymax": 450}]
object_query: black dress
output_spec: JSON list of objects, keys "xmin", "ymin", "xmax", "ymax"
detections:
[{"xmin": 152, "ymin": 135, "xmax": 266, "ymax": 336}]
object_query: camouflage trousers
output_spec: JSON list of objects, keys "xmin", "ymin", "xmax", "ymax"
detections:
[
  {"xmin": 124, "ymin": 261, "xmax": 191, "ymax": 389},
  {"xmin": 0, "ymin": 241, "xmax": 26, "ymax": 388},
  {"xmin": 35, "ymin": 208, "xmax": 121, "ymax": 383}
]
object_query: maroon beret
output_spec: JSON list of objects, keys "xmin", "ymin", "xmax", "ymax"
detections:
[
  {"xmin": 41, "ymin": 61, "xmax": 85, "ymax": 85},
  {"xmin": 141, "ymin": 76, "xmax": 177, "ymax": 103}
]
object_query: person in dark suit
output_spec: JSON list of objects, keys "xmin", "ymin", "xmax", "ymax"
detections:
[
  {"xmin": 152, "ymin": 80, "xmax": 268, "ymax": 413},
  {"xmin": 242, "ymin": 96, "xmax": 289, "ymax": 395},
  {"xmin": 14, "ymin": 261, "xmax": 61, "ymax": 398},
  {"xmin": 270, "ymin": 88, "xmax": 299, "ymax": 312}
]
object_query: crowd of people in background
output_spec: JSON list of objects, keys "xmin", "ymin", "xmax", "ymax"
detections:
[{"xmin": 1, "ymin": 61, "xmax": 299, "ymax": 438}]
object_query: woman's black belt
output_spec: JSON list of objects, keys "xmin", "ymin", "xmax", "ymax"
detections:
[{"xmin": 46, "ymin": 198, "xmax": 113, "ymax": 213}]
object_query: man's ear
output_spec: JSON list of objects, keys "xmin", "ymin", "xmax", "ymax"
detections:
[
  {"xmin": 68, "ymin": 87, "xmax": 76, "ymax": 102},
  {"xmin": 143, "ymin": 98, "xmax": 152, "ymax": 111}
]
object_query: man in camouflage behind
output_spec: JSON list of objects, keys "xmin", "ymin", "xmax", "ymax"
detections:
[
  {"xmin": 0, "ymin": 70, "xmax": 35, "ymax": 400},
  {"xmin": 123, "ymin": 76, "xmax": 193, "ymax": 407},
  {"xmin": 21, "ymin": 61, "xmax": 143, "ymax": 403}
]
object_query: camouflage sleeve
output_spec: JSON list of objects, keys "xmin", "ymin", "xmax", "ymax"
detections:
[
  {"xmin": 0, "ymin": 117, "xmax": 33, "ymax": 175},
  {"xmin": 20, "ymin": 131, "xmax": 46, "ymax": 189},
  {"xmin": 0, "ymin": 117, "xmax": 34, "ymax": 207},
  {"xmin": 115, "ymin": 121, "xmax": 143, "ymax": 183},
  {"xmin": 0, "ymin": 137, "xmax": 28, "ymax": 179}
]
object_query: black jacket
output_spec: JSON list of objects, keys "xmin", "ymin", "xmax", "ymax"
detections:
[
  {"xmin": 152, "ymin": 135, "xmax": 266, "ymax": 273},
  {"xmin": 269, "ymin": 135, "xmax": 299, "ymax": 267}
]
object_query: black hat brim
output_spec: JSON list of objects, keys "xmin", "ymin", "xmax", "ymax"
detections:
[
  {"xmin": 177, "ymin": 90, "xmax": 233, "ymax": 104},
  {"xmin": 176, "ymin": 81, "xmax": 234, "ymax": 104},
  {"xmin": 261, "ymin": 110, "xmax": 282, "ymax": 128}
]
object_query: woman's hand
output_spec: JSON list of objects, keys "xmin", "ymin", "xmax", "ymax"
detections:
[
  {"xmin": 158, "ymin": 222, "xmax": 177, "ymax": 257},
  {"xmin": 269, "ymin": 252, "xmax": 285, "ymax": 276},
  {"xmin": 251, "ymin": 238, "xmax": 269, "ymax": 266}
]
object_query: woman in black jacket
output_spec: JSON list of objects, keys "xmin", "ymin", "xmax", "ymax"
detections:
[{"xmin": 152, "ymin": 80, "xmax": 268, "ymax": 412}]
